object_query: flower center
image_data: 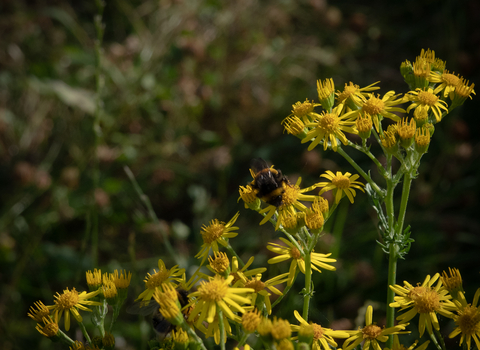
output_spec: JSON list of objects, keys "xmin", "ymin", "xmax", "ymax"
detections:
[
  {"xmin": 363, "ymin": 96, "xmax": 384, "ymax": 115},
  {"xmin": 318, "ymin": 113, "xmax": 339, "ymax": 133},
  {"xmin": 145, "ymin": 269, "xmax": 170, "ymax": 289},
  {"xmin": 417, "ymin": 90, "xmax": 438, "ymax": 106},
  {"xmin": 199, "ymin": 278, "xmax": 228, "ymax": 301},
  {"xmin": 362, "ymin": 324, "xmax": 382, "ymax": 339},
  {"xmin": 442, "ymin": 73, "xmax": 460, "ymax": 86},
  {"xmin": 281, "ymin": 184, "xmax": 299, "ymax": 207},
  {"xmin": 44, "ymin": 322, "xmax": 59, "ymax": 337},
  {"xmin": 202, "ymin": 220, "xmax": 225, "ymax": 244},
  {"xmin": 290, "ymin": 247, "xmax": 302, "ymax": 259},
  {"xmin": 414, "ymin": 288, "xmax": 441, "ymax": 313},
  {"xmin": 332, "ymin": 175, "xmax": 350, "ymax": 189},
  {"xmin": 457, "ymin": 305, "xmax": 480, "ymax": 336},
  {"xmin": 245, "ymin": 279, "xmax": 265, "ymax": 292},
  {"xmin": 311, "ymin": 323, "xmax": 325, "ymax": 340},
  {"xmin": 55, "ymin": 288, "xmax": 79, "ymax": 310}
]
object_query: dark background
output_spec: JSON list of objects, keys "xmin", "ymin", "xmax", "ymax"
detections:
[{"xmin": 1, "ymin": 0, "xmax": 479, "ymax": 349}]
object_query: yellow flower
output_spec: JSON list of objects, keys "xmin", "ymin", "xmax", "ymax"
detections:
[
  {"xmin": 449, "ymin": 289, "xmax": 480, "ymax": 350},
  {"xmin": 267, "ymin": 237, "xmax": 336, "ymax": 286},
  {"xmin": 384, "ymin": 335, "xmax": 430, "ymax": 350},
  {"xmin": 450, "ymin": 78, "xmax": 476, "ymax": 110},
  {"xmin": 406, "ymin": 87, "xmax": 448, "ymax": 123},
  {"xmin": 350, "ymin": 91, "xmax": 405, "ymax": 132},
  {"xmin": 282, "ymin": 115, "xmax": 306, "ymax": 136},
  {"xmin": 36, "ymin": 315, "xmax": 59, "ymax": 338},
  {"xmin": 317, "ymin": 78, "xmax": 336, "ymax": 110},
  {"xmin": 441, "ymin": 267, "xmax": 464, "ymax": 299},
  {"xmin": 47, "ymin": 287, "xmax": 102, "ymax": 331},
  {"xmin": 208, "ymin": 251, "xmax": 230, "ymax": 274},
  {"xmin": 238, "ymin": 184, "xmax": 260, "ymax": 210},
  {"xmin": 271, "ymin": 317, "xmax": 292, "ymax": 340},
  {"xmin": 244, "ymin": 273, "xmax": 288, "ymax": 315},
  {"xmin": 335, "ymin": 81, "xmax": 380, "ymax": 107},
  {"xmin": 86, "ymin": 269, "xmax": 102, "ymax": 289},
  {"xmin": 389, "ymin": 273, "xmax": 455, "ymax": 337},
  {"xmin": 187, "ymin": 275, "xmax": 253, "ymax": 325},
  {"xmin": 429, "ymin": 69, "xmax": 462, "ymax": 98},
  {"xmin": 195, "ymin": 212, "xmax": 240, "ymax": 265},
  {"xmin": 258, "ymin": 177, "xmax": 323, "ymax": 230},
  {"xmin": 230, "ymin": 256, "xmax": 267, "ymax": 286},
  {"xmin": 111, "ymin": 269, "xmax": 132, "ymax": 289},
  {"xmin": 414, "ymin": 127, "xmax": 431, "ymax": 154},
  {"xmin": 317, "ymin": 170, "xmax": 365, "ymax": 204},
  {"xmin": 291, "ymin": 310, "xmax": 350, "ymax": 350},
  {"xmin": 288, "ymin": 99, "xmax": 320, "ymax": 123},
  {"xmin": 102, "ymin": 280, "xmax": 117, "ymax": 300},
  {"xmin": 28, "ymin": 300, "xmax": 50, "ymax": 322},
  {"xmin": 301, "ymin": 104, "xmax": 357, "ymax": 152},
  {"xmin": 242, "ymin": 309, "xmax": 262, "ymax": 333},
  {"xmin": 136, "ymin": 259, "xmax": 185, "ymax": 304},
  {"xmin": 343, "ymin": 305, "xmax": 408, "ymax": 350}
]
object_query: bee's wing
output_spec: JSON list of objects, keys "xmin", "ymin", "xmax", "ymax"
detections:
[
  {"xmin": 126, "ymin": 299, "xmax": 159, "ymax": 316},
  {"xmin": 250, "ymin": 158, "xmax": 269, "ymax": 174}
]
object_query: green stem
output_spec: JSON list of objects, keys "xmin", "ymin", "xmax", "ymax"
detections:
[
  {"xmin": 218, "ymin": 309, "xmax": 226, "ymax": 350},
  {"xmin": 182, "ymin": 325, "xmax": 207, "ymax": 350},
  {"xmin": 237, "ymin": 332, "xmax": 249, "ymax": 348},
  {"xmin": 428, "ymin": 327, "xmax": 444, "ymax": 350},
  {"xmin": 302, "ymin": 247, "xmax": 312, "ymax": 322},
  {"xmin": 124, "ymin": 166, "xmax": 179, "ymax": 266},
  {"xmin": 56, "ymin": 328, "xmax": 76, "ymax": 346},
  {"xmin": 347, "ymin": 141, "xmax": 386, "ymax": 176},
  {"xmin": 385, "ymin": 244, "xmax": 397, "ymax": 349},
  {"xmin": 78, "ymin": 321, "xmax": 92, "ymax": 344},
  {"xmin": 396, "ymin": 173, "xmax": 413, "ymax": 236}
]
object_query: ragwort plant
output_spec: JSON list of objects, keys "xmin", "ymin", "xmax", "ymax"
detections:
[{"xmin": 28, "ymin": 50, "xmax": 478, "ymax": 350}]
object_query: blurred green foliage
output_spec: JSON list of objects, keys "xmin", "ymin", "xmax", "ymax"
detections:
[{"xmin": 0, "ymin": 0, "xmax": 479, "ymax": 349}]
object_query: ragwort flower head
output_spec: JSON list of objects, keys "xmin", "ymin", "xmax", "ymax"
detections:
[
  {"xmin": 289, "ymin": 99, "xmax": 320, "ymax": 123},
  {"xmin": 187, "ymin": 275, "xmax": 253, "ymax": 325},
  {"xmin": 441, "ymin": 267, "xmax": 464, "ymax": 299},
  {"xmin": 406, "ymin": 87, "xmax": 448, "ymax": 123},
  {"xmin": 389, "ymin": 273, "xmax": 455, "ymax": 337},
  {"xmin": 258, "ymin": 177, "xmax": 323, "ymax": 230},
  {"xmin": 48, "ymin": 287, "xmax": 102, "ymax": 331},
  {"xmin": 267, "ymin": 237, "xmax": 336, "ymax": 286},
  {"xmin": 136, "ymin": 259, "xmax": 185, "ymax": 304},
  {"xmin": 291, "ymin": 310, "xmax": 350, "ymax": 350},
  {"xmin": 449, "ymin": 289, "xmax": 480, "ymax": 350},
  {"xmin": 244, "ymin": 272, "xmax": 288, "ymax": 315},
  {"xmin": 36, "ymin": 315, "xmax": 59, "ymax": 338},
  {"xmin": 195, "ymin": 212, "xmax": 240, "ymax": 265},
  {"xmin": 301, "ymin": 105, "xmax": 357, "ymax": 152},
  {"xmin": 317, "ymin": 170, "xmax": 365, "ymax": 204},
  {"xmin": 335, "ymin": 81, "xmax": 380, "ymax": 108},
  {"xmin": 429, "ymin": 69, "xmax": 462, "ymax": 98},
  {"xmin": 350, "ymin": 91, "xmax": 405, "ymax": 132},
  {"xmin": 343, "ymin": 305, "xmax": 408, "ymax": 350},
  {"xmin": 28, "ymin": 300, "xmax": 50, "ymax": 322}
]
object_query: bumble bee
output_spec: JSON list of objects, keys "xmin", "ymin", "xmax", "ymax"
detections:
[
  {"xmin": 127, "ymin": 288, "xmax": 190, "ymax": 338},
  {"xmin": 250, "ymin": 158, "xmax": 289, "ymax": 207}
]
